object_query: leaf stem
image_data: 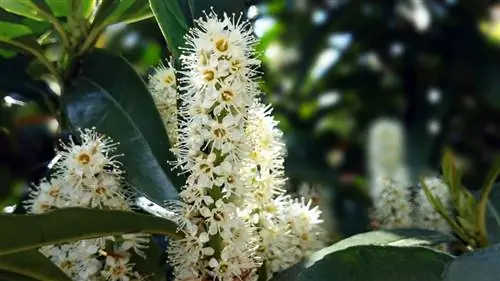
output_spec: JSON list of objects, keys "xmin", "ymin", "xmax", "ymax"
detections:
[{"xmin": 29, "ymin": 4, "xmax": 71, "ymax": 51}]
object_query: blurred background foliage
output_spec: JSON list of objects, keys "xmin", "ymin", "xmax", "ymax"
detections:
[{"xmin": 1, "ymin": 0, "xmax": 500, "ymax": 240}]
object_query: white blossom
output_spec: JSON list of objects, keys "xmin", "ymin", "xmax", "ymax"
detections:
[
  {"xmin": 165, "ymin": 10, "xmax": 325, "ymax": 281},
  {"xmin": 25, "ymin": 128, "xmax": 148, "ymax": 281},
  {"xmin": 417, "ymin": 176, "xmax": 451, "ymax": 233},
  {"xmin": 166, "ymin": 10, "xmax": 261, "ymax": 281},
  {"xmin": 148, "ymin": 61, "xmax": 179, "ymax": 144},
  {"xmin": 371, "ymin": 167, "xmax": 413, "ymax": 228}
]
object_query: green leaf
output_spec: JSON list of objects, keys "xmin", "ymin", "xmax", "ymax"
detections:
[
  {"xmin": 272, "ymin": 245, "xmax": 453, "ymax": 281},
  {"xmin": 149, "ymin": 0, "xmax": 189, "ymax": 58},
  {"xmin": 64, "ymin": 50, "xmax": 181, "ymax": 204},
  {"xmin": 0, "ymin": 9, "xmax": 51, "ymax": 37},
  {"xmin": 80, "ymin": 0, "xmax": 96, "ymax": 19},
  {"xmin": 77, "ymin": 49, "xmax": 182, "ymax": 197},
  {"xmin": 93, "ymin": 0, "xmax": 149, "ymax": 26},
  {"xmin": 0, "ymin": 0, "xmax": 52, "ymax": 21},
  {"xmin": 44, "ymin": 0, "xmax": 69, "ymax": 17},
  {"xmin": 0, "ymin": 250, "xmax": 70, "ymax": 281},
  {"xmin": 187, "ymin": 0, "xmax": 245, "ymax": 19},
  {"xmin": 121, "ymin": 4, "xmax": 153, "ymax": 24},
  {"xmin": 0, "ymin": 207, "xmax": 180, "ymax": 256},
  {"xmin": 0, "ymin": 21, "xmax": 34, "ymax": 38},
  {"xmin": 324, "ymin": 228, "xmax": 456, "ymax": 253},
  {"xmin": 443, "ymin": 243, "xmax": 500, "ymax": 281}
]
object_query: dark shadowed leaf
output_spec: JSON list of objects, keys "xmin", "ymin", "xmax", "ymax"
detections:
[
  {"xmin": 0, "ymin": 269, "xmax": 41, "ymax": 281},
  {"xmin": 0, "ymin": 250, "xmax": 70, "ymax": 281},
  {"xmin": 443, "ymin": 243, "xmax": 500, "ymax": 281},
  {"xmin": 65, "ymin": 49, "xmax": 182, "ymax": 204},
  {"xmin": 272, "ymin": 245, "xmax": 453, "ymax": 281},
  {"xmin": 0, "ymin": 207, "xmax": 180, "ymax": 256}
]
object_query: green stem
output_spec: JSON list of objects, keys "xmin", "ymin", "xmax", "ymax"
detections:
[
  {"xmin": 0, "ymin": 36, "xmax": 62, "ymax": 85},
  {"xmin": 29, "ymin": 4, "xmax": 71, "ymax": 51},
  {"xmin": 476, "ymin": 159, "xmax": 500, "ymax": 247}
]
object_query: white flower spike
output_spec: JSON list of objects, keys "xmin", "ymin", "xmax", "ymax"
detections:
[{"xmin": 26, "ymin": 128, "xmax": 148, "ymax": 281}]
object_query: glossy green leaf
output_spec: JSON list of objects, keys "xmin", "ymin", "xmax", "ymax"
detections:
[
  {"xmin": 0, "ymin": 250, "xmax": 70, "ymax": 281},
  {"xmin": 443, "ymin": 243, "xmax": 500, "ymax": 281},
  {"xmin": 64, "ymin": 50, "xmax": 181, "ymax": 204},
  {"xmin": 149, "ymin": 0, "xmax": 189, "ymax": 58},
  {"xmin": 325, "ymin": 228, "xmax": 455, "ymax": 253},
  {"xmin": 0, "ymin": 207, "xmax": 180, "ymax": 256},
  {"xmin": 78, "ymin": 49, "xmax": 182, "ymax": 195},
  {"xmin": 0, "ymin": 21, "xmax": 32, "ymax": 38},
  {"xmin": 44, "ymin": 0, "xmax": 69, "ymax": 17},
  {"xmin": 0, "ymin": 9, "xmax": 51, "ymax": 36},
  {"xmin": 272, "ymin": 245, "xmax": 453, "ymax": 281},
  {"xmin": 0, "ymin": 0, "xmax": 52, "ymax": 21},
  {"xmin": 80, "ymin": 0, "xmax": 96, "ymax": 18}
]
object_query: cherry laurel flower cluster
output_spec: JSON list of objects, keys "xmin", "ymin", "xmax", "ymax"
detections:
[
  {"xmin": 165, "ymin": 11, "xmax": 325, "ymax": 281},
  {"xmin": 148, "ymin": 61, "xmax": 179, "ymax": 144},
  {"xmin": 25, "ymin": 128, "xmax": 149, "ymax": 281},
  {"xmin": 367, "ymin": 119, "xmax": 452, "ymax": 234}
]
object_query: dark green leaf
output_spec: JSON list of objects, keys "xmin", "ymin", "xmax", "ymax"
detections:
[
  {"xmin": 188, "ymin": 0, "xmax": 245, "ymax": 19},
  {"xmin": 0, "ymin": 207, "xmax": 180, "ymax": 256},
  {"xmin": 0, "ymin": 269, "xmax": 41, "ymax": 281},
  {"xmin": 64, "ymin": 51, "xmax": 180, "ymax": 204},
  {"xmin": 272, "ymin": 245, "xmax": 453, "ymax": 281},
  {"xmin": 77, "ymin": 49, "xmax": 182, "ymax": 197},
  {"xmin": 149, "ymin": 0, "xmax": 189, "ymax": 58},
  {"xmin": 443, "ymin": 243, "xmax": 500, "ymax": 281},
  {"xmin": 325, "ymin": 228, "xmax": 456, "ymax": 253},
  {"xmin": 0, "ymin": 250, "xmax": 70, "ymax": 281}
]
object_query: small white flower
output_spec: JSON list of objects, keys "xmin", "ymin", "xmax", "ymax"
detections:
[
  {"xmin": 148, "ymin": 61, "xmax": 179, "ymax": 144},
  {"xmin": 101, "ymin": 254, "xmax": 134, "ymax": 281},
  {"xmin": 27, "ymin": 128, "xmax": 149, "ymax": 280}
]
